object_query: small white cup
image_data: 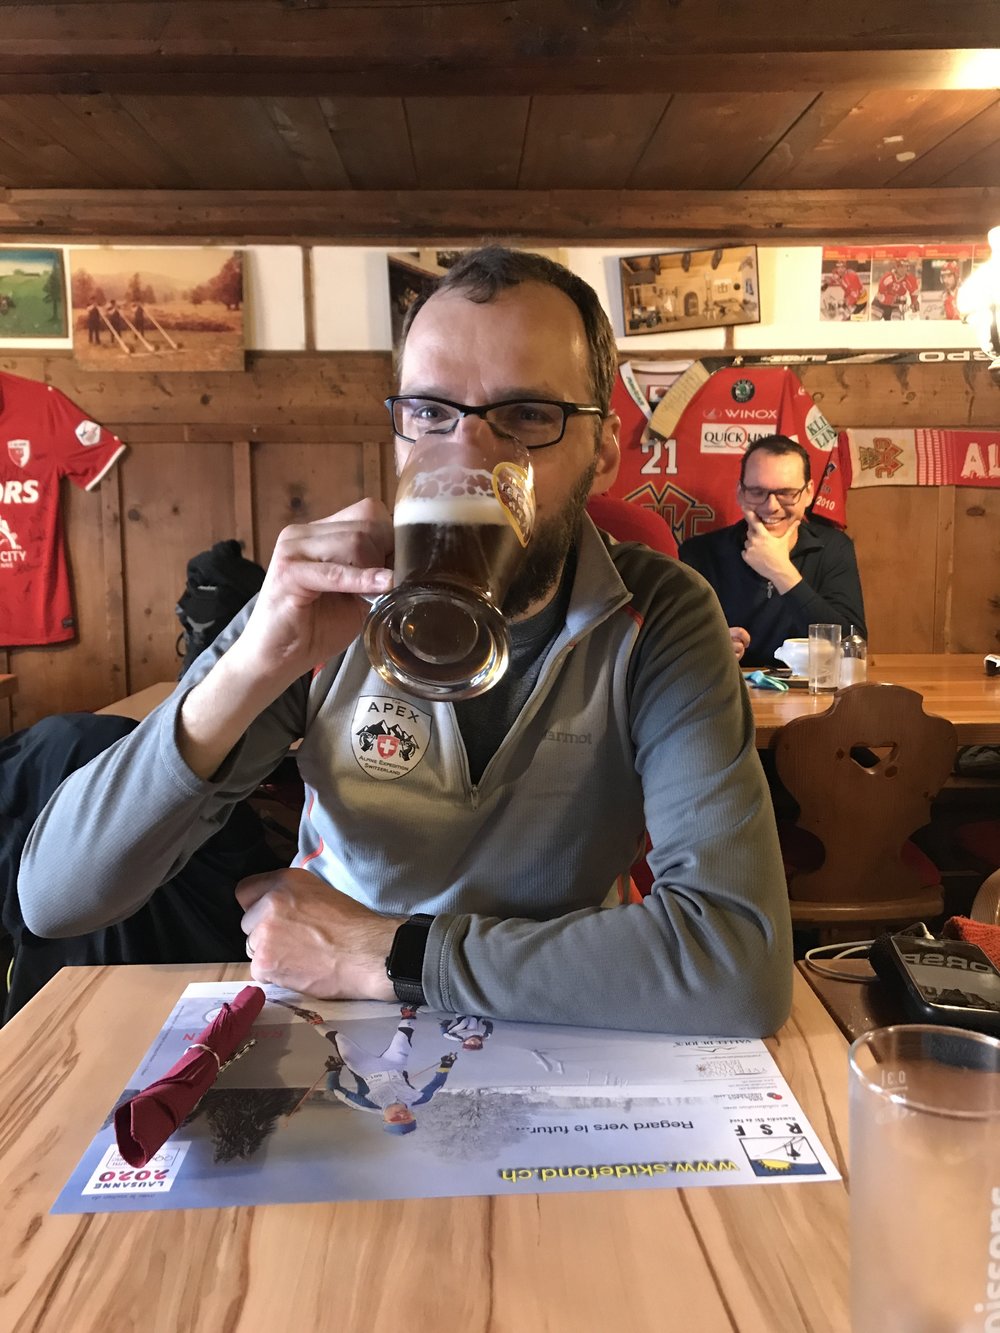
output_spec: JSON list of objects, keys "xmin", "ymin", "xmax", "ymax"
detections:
[{"xmin": 773, "ymin": 638, "xmax": 810, "ymax": 676}]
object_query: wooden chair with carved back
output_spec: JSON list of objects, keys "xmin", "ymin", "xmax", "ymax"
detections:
[{"xmin": 774, "ymin": 683, "xmax": 957, "ymax": 929}]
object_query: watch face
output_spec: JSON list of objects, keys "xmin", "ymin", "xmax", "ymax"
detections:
[{"xmin": 387, "ymin": 917, "xmax": 431, "ymax": 983}]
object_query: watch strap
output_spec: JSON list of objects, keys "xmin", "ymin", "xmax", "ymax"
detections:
[{"xmin": 386, "ymin": 913, "xmax": 432, "ymax": 1007}]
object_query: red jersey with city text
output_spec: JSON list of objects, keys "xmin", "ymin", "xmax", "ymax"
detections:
[{"xmin": 0, "ymin": 371, "xmax": 126, "ymax": 646}]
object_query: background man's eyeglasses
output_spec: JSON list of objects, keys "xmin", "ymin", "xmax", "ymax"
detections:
[
  {"xmin": 739, "ymin": 483, "xmax": 808, "ymax": 505},
  {"xmin": 386, "ymin": 396, "xmax": 604, "ymax": 449}
]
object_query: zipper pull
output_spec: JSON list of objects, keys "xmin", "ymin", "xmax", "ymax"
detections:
[{"xmin": 767, "ymin": 581, "xmax": 773, "ymax": 600}]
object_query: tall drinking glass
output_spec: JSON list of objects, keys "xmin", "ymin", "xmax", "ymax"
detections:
[
  {"xmin": 808, "ymin": 622, "xmax": 842, "ymax": 694},
  {"xmin": 363, "ymin": 435, "xmax": 535, "ymax": 700},
  {"xmin": 849, "ymin": 1024, "xmax": 1000, "ymax": 1332}
]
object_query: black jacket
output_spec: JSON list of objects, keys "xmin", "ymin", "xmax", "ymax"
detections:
[
  {"xmin": 2, "ymin": 713, "xmax": 277, "ymax": 1023},
  {"xmin": 679, "ymin": 517, "xmax": 866, "ymax": 668}
]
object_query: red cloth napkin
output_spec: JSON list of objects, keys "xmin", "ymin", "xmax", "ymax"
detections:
[
  {"xmin": 114, "ymin": 985, "xmax": 265, "ymax": 1167},
  {"xmin": 943, "ymin": 917, "xmax": 1000, "ymax": 971}
]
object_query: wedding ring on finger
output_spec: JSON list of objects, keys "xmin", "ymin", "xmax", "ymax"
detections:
[{"xmin": 246, "ymin": 938, "xmax": 255, "ymax": 960}]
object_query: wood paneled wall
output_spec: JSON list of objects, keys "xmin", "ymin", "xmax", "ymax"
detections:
[
  {"xmin": 1, "ymin": 354, "xmax": 998, "ymax": 731},
  {"xmin": 0, "ymin": 352, "xmax": 396, "ymax": 730}
]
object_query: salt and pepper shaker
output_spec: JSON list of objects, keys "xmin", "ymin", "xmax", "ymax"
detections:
[{"xmin": 840, "ymin": 624, "xmax": 868, "ymax": 685}]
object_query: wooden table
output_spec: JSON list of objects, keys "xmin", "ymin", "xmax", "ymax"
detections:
[
  {"xmin": 750, "ymin": 653, "xmax": 1000, "ymax": 745},
  {"xmin": 0, "ymin": 671, "xmax": 17, "ymax": 700},
  {"xmin": 0, "ymin": 967, "xmax": 850, "ymax": 1333},
  {"xmin": 101, "ymin": 657, "xmax": 1000, "ymax": 755},
  {"xmin": 96, "ymin": 679, "xmax": 176, "ymax": 720},
  {"xmin": 796, "ymin": 959, "xmax": 904, "ymax": 1042}
]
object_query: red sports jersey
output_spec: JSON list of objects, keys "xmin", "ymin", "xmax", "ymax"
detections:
[
  {"xmin": 0, "ymin": 371, "xmax": 126, "ymax": 646},
  {"xmin": 876, "ymin": 271, "xmax": 919, "ymax": 310},
  {"xmin": 837, "ymin": 269, "xmax": 864, "ymax": 308},
  {"xmin": 609, "ymin": 366, "xmax": 848, "ymax": 548},
  {"xmin": 824, "ymin": 268, "xmax": 864, "ymax": 307}
]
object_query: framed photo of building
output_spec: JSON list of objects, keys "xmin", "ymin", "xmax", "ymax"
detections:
[
  {"xmin": 387, "ymin": 251, "xmax": 444, "ymax": 347},
  {"xmin": 387, "ymin": 247, "xmax": 568, "ymax": 346},
  {"xmin": 619, "ymin": 246, "xmax": 760, "ymax": 335}
]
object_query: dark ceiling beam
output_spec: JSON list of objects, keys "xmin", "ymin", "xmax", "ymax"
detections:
[
  {"xmin": 1, "ymin": 188, "xmax": 995, "ymax": 244},
  {"xmin": 0, "ymin": 1, "xmax": 997, "ymax": 95},
  {"xmin": 0, "ymin": 53, "xmax": 996, "ymax": 97}
]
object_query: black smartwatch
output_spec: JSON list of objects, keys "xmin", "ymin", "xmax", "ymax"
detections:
[{"xmin": 386, "ymin": 913, "xmax": 433, "ymax": 1007}]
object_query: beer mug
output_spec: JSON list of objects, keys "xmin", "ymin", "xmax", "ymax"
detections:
[{"xmin": 363, "ymin": 434, "xmax": 535, "ymax": 700}]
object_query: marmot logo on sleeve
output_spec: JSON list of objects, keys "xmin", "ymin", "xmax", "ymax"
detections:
[{"xmin": 351, "ymin": 696, "xmax": 432, "ymax": 780}]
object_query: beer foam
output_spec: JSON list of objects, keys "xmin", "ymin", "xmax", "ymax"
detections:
[{"xmin": 394, "ymin": 494, "xmax": 509, "ymax": 526}]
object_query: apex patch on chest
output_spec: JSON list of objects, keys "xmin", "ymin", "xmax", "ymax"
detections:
[{"xmin": 351, "ymin": 695, "xmax": 432, "ymax": 780}]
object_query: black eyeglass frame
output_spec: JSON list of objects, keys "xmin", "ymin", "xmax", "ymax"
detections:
[
  {"xmin": 738, "ymin": 481, "xmax": 810, "ymax": 506},
  {"xmin": 385, "ymin": 395, "xmax": 605, "ymax": 450}
]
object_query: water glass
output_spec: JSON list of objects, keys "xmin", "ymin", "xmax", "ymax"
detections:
[
  {"xmin": 849, "ymin": 1024, "xmax": 1000, "ymax": 1332},
  {"xmin": 808, "ymin": 622, "xmax": 842, "ymax": 694}
]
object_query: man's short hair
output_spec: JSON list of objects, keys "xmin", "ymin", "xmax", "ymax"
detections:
[
  {"xmin": 397, "ymin": 245, "xmax": 618, "ymax": 416},
  {"xmin": 740, "ymin": 434, "xmax": 812, "ymax": 485}
]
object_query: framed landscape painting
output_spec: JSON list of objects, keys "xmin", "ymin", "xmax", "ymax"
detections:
[
  {"xmin": 0, "ymin": 247, "xmax": 72, "ymax": 346},
  {"xmin": 619, "ymin": 246, "xmax": 760, "ymax": 335},
  {"xmin": 70, "ymin": 246, "xmax": 245, "ymax": 371}
]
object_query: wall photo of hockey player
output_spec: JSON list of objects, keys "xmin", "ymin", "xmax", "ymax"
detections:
[
  {"xmin": 920, "ymin": 246, "xmax": 974, "ymax": 321},
  {"xmin": 818, "ymin": 249, "xmax": 870, "ymax": 321},
  {"xmin": 870, "ymin": 248, "xmax": 922, "ymax": 321}
]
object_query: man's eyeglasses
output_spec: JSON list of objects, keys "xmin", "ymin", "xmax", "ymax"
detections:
[
  {"xmin": 739, "ymin": 483, "xmax": 809, "ymax": 506},
  {"xmin": 386, "ymin": 396, "xmax": 604, "ymax": 449}
]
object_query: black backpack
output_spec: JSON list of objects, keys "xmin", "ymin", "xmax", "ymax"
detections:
[{"xmin": 175, "ymin": 540, "xmax": 265, "ymax": 676}]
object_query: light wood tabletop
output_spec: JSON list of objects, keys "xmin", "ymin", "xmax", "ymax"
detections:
[
  {"xmin": 95, "ymin": 679, "xmax": 176, "ymax": 720},
  {"xmin": 0, "ymin": 966, "xmax": 850, "ymax": 1333},
  {"xmin": 750, "ymin": 653, "xmax": 1000, "ymax": 745},
  {"xmin": 0, "ymin": 671, "xmax": 17, "ymax": 700},
  {"xmin": 796, "ymin": 959, "xmax": 902, "ymax": 1043}
]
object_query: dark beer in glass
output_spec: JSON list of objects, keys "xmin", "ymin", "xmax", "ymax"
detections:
[{"xmin": 364, "ymin": 440, "xmax": 535, "ymax": 700}]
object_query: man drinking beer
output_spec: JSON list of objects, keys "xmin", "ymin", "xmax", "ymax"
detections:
[{"xmin": 20, "ymin": 248, "xmax": 791, "ymax": 1035}]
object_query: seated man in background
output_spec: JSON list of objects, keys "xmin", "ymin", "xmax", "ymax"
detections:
[
  {"xmin": 679, "ymin": 435, "xmax": 866, "ymax": 669},
  {"xmin": 19, "ymin": 246, "xmax": 791, "ymax": 1037}
]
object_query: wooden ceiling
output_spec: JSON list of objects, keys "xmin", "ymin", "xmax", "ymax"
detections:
[{"xmin": 0, "ymin": 1, "xmax": 997, "ymax": 244}]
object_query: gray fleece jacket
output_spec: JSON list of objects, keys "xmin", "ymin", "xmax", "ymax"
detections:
[{"xmin": 19, "ymin": 519, "xmax": 792, "ymax": 1035}]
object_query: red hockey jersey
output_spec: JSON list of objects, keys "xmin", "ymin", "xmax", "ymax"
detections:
[
  {"xmin": 0, "ymin": 371, "xmax": 126, "ymax": 646},
  {"xmin": 609, "ymin": 366, "xmax": 848, "ymax": 548}
]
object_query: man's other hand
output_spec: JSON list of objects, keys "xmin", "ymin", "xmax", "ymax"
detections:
[
  {"xmin": 728, "ymin": 626, "xmax": 751, "ymax": 661},
  {"xmin": 237, "ymin": 867, "xmax": 401, "ymax": 1000}
]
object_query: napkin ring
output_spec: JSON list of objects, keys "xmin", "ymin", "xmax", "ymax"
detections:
[{"xmin": 185, "ymin": 1039, "xmax": 256, "ymax": 1073}]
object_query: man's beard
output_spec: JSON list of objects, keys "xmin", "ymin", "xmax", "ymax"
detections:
[{"xmin": 503, "ymin": 460, "xmax": 597, "ymax": 619}]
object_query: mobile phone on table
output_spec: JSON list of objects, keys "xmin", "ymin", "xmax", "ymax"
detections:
[{"xmin": 869, "ymin": 931, "xmax": 1000, "ymax": 1036}]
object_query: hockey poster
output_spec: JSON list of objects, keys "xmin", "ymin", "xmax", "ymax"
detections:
[{"xmin": 820, "ymin": 243, "xmax": 982, "ymax": 322}]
